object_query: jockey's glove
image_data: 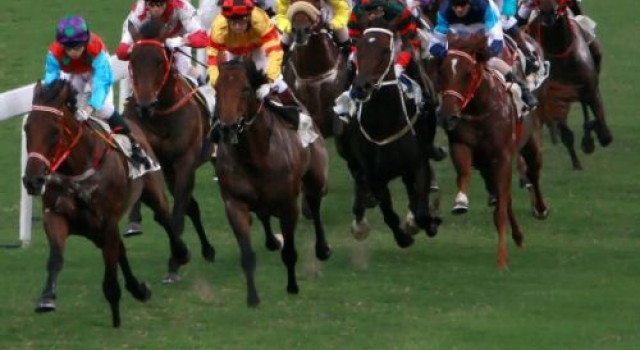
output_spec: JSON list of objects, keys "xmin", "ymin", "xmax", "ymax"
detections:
[
  {"xmin": 75, "ymin": 108, "xmax": 90, "ymax": 122},
  {"xmin": 165, "ymin": 37, "xmax": 185, "ymax": 50},
  {"xmin": 430, "ymin": 44, "xmax": 447, "ymax": 61},
  {"xmin": 256, "ymin": 83, "xmax": 271, "ymax": 100},
  {"xmin": 394, "ymin": 64, "xmax": 405, "ymax": 78}
]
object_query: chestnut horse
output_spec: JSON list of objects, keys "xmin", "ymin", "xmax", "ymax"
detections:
[
  {"xmin": 125, "ymin": 19, "xmax": 215, "ymax": 281},
  {"xmin": 283, "ymin": 0, "xmax": 349, "ymax": 137},
  {"xmin": 22, "ymin": 80, "xmax": 190, "ymax": 327},
  {"xmin": 437, "ymin": 38, "xmax": 548, "ymax": 269},
  {"xmin": 529, "ymin": 0, "xmax": 612, "ymax": 169},
  {"xmin": 214, "ymin": 59, "xmax": 331, "ymax": 306},
  {"xmin": 347, "ymin": 26, "xmax": 441, "ymax": 247}
]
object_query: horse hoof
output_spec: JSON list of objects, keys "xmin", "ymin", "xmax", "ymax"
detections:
[
  {"xmin": 597, "ymin": 130, "xmax": 613, "ymax": 147},
  {"xmin": 532, "ymin": 207, "xmax": 550, "ymax": 219},
  {"xmin": 162, "ymin": 273, "xmax": 181, "ymax": 284},
  {"xmin": 581, "ymin": 137, "xmax": 595, "ymax": 154},
  {"xmin": 266, "ymin": 233, "xmax": 283, "ymax": 251},
  {"xmin": 247, "ymin": 296, "xmax": 260, "ymax": 307},
  {"xmin": 316, "ymin": 244, "xmax": 332, "ymax": 261},
  {"xmin": 351, "ymin": 219, "xmax": 371, "ymax": 241},
  {"xmin": 403, "ymin": 212, "xmax": 420, "ymax": 236},
  {"xmin": 201, "ymin": 245, "xmax": 216, "ymax": 263},
  {"xmin": 34, "ymin": 299, "xmax": 56, "ymax": 313},
  {"xmin": 287, "ymin": 284, "xmax": 300, "ymax": 295},
  {"xmin": 124, "ymin": 222, "xmax": 143, "ymax": 237},
  {"xmin": 451, "ymin": 204, "xmax": 469, "ymax": 215},
  {"xmin": 429, "ymin": 146, "xmax": 448, "ymax": 161},
  {"xmin": 395, "ymin": 233, "xmax": 415, "ymax": 248},
  {"xmin": 487, "ymin": 195, "xmax": 497, "ymax": 207}
]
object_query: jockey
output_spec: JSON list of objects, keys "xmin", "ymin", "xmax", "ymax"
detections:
[
  {"xmin": 494, "ymin": 0, "xmax": 540, "ymax": 74},
  {"xmin": 516, "ymin": 0, "xmax": 583, "ymax": 26},
  {"xmin": 44, "ymin": 16, "xmax": 150, "ymax": 167},
  {"xmin": 274, "ymin": 0, "xmax": 352, "ymax": 57},
  {"xmin": 207, "ymin": 0, "xmax": 301, "ymax": 109},
  {"xmin": 429, "ymin": 0, "xmax": 538, "ymax": 108},
  {"xmin": 116, "ymin": 0, "xmax": 209, "ymax": 80},
  {"xmin": 348, "ymin": 0, "xmax": 429, "ymax": 96}
]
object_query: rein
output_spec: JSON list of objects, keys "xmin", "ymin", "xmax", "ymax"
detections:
[{"xmin": 442, "ymin": 50, "xmax": 484, "ymax": 110}]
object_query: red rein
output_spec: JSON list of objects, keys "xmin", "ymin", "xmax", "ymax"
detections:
[{"xmin": 442, "ymin": 50, "xmax": 484, "ymax": 111}]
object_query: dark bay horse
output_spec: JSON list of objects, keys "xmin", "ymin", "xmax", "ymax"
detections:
[
  {"xmin": 347, "ymin": 27, "xmax": 441, "ymax": 247},
  {"xmin": 437, "ymin": 38, "xmax": 548, "ymax": 269},
  {"xmin": 529, "ymin": 0, "xmax": 612, "ymax": 169},
  {"xmin": 214, "ymin": 59, "xmax": 331, "ymax": 306},
  {"xmin": 125, "ymin": 19, "xmax": 215, "ymax": 281},
  {"xmin": 282, "ymin": 0, "xmax": 349, "ymax": 137},
  {"xmin": 22, "ymin": 80, "xmax": 190, "ymax": 327}
]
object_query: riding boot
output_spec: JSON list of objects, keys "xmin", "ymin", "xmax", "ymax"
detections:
[
  {"xmin": 108, "ymin": 111, "xmax": 152, "ymax": 169},
  {"xmin": 275, "ymin": 88, "xmax": 301, "ymax": 129},
  {"xmin": 505, "ymin": 72, "xmax": 539, "ymax": 109}
]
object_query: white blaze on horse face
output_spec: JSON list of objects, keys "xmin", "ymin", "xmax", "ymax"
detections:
[
  {"xmin": 451, "ymin": 58, "xmax": 459, "ymax": 76},
  {"xmin": 368, "ymin": 37, "xmax": 376, "ymax": 43}
]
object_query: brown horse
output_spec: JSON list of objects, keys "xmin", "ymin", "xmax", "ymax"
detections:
[
  {"xmin": 125, "ymin": 19, "xmax": 215, "ymax": 281},
  {"xmin": 214, "ymin": 59, "xmax": 331, "ymax": 306},
  {"xmin": 22, "ymin": 79, "xmax": 190, "ymax": 327},
  {"xmin": 529, "ymin": 0, "xmax": 612, "ymax": 169},
  {"xmin": 283, "ymin": 0, "xmax": 349, "ymax": 137},
  {"xmin": 347, "ymin": 25, "xmax": 441, "ymax": 246},
  {"xmin": 437, "ymin": 38, "xmax": 548, "ymax": 269}
]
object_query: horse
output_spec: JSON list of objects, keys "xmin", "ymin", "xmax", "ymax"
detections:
[
  {"xmin": 529, "ymin": 0, "xmax": 612, "ymax": 169},
  {"xmin": 213, "ymin": 58, "xmax": 331, "ymax": 306},
  {"xmin": 346, "ymin": 24, "xmax": 441, "ymax": 247},
  {"xmin": 436, "ymin": 37, "xmax": 549, "ymax": 269},
  {"xmin": 282, "ymin": 0, "xmax": 349, "ymax": 138},
  {"xmin": 125, "ymin": 19, "xmax": 215, "ymax": 281},
  {"xmin": 21, "ymin": 79, "xmax": 190, "ymax": 327}
]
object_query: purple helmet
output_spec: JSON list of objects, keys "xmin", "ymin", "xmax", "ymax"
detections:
[{"xmin": 56, "ymin": 16, "xmax": 90, "ymax": 46}]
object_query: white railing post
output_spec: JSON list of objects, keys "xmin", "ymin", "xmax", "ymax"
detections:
[{"xmin": 19, "ymin": 114, "xmax": 32, "ymax": 246}]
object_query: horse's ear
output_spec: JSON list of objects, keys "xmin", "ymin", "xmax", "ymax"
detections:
[
  {"xmin": 128, "ymin": 21, "xmax": 141, "ymax": 42},
  {"xmin": 32, "ymin": 80, "xmax": 43, "ymax": 102}
]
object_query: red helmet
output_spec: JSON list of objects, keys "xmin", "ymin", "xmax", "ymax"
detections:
[{"xmin": 221, "ymin": 0, "xmax": 254, "ymax": 18}]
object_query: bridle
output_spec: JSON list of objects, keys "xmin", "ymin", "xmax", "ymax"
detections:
[
  {"xmin": 130, "ymin": 39, "xmax": 174, "ymax": 99},
  {"xmin": 441, "ymin": 50, "xmax": 484, "ymax": 111}
]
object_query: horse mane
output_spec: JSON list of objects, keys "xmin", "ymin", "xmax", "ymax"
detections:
[
  {"xmin": 220, "ymin": 59, "xmax": 269, "ymax": 89},
  {"xmin": 38, "ymin": 79, "xmax": 78, "ymax": 111},
  {"xmin": 138, "ymin": 18, "xmax": 166, "ymax": 40}
]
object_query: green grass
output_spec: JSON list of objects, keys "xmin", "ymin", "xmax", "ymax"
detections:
[{"xmin": 1, "ymin": 1, "xmax": 640, "ymax": 349}]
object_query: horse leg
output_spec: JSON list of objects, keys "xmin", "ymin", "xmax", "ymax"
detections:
[
  {"xmin": 186, "ymin": 197, "xmax": 216, "ymax": 262},
  {"xmin": 257, "ymin": 214, "xmax": 283, "ymax": 251},
  {"xmin": 492, "ymin": 157, "xmax": 512, "ymax": 270},
  {"xmin": 516, "ymin": 155, "xmax": 532, "ymax": 189},
  {"xmin": 400, "ymin": 172, "xmax": 421, "ymax": 237},
  {"xmin": 124, "ymin": 199, "xmax": 144, "ymax": 237},
  {"xmin": 101, "ymin": 225, "xmax": 122, "ymax": 327},
  {"xmin": 579, "ymin": 101, "xmax": 596, "ymax": 154},
  {"xmin": 521, "ymin": 130, "xmax": 549, "ymax": 219},
  {"xmin": 302, "ymin": 187, "xmax": 332, "ymax": 261},
  {"xmin": 546, "ymin": 121, "xmax": 560, "ymax": 145},
  {"xmin": 558, "ymin": 121, "xmax": 583, "ymax": 170},
  {"xmin": 225, "ymin": 199, "xmax": 259, "ymax": 306},
  {"xmin": 35, "ymin": 213, "xmax": 69, "ymax": 313},
  {"xmin": 140, "ymin": 172, "xmax": 191, "ymax": 283},
  {"xmin": 589, "ymin": 39, "xmax": 603, "ymax": 75},
  {"xmin": 586, "ymin": 90, "xmax": 613, "ymax": 147},
  {"xmin": 279, "ymin": 204, "xmax": 300, "ymax": 295},
  {"xmin": 450, "ymin": 143, "xmax": 473, "ymax": 214},
  {"xmin": 118, "ymin": 240, "xmax": 152, "ymax": 302},
  {"xmin": 507, "ymin": 196, "xmax": 525, "ymax": 248},
  {"xmin": 351, "ymin": 177, "xmax": 371, "ymax": 240},
  {"xmin": 373, "ymin": 183, "xmax": 415, "ymax": 248},
  {"xmin": 479, "ymin": 165, "xmax": 497, "ymax": 207}
]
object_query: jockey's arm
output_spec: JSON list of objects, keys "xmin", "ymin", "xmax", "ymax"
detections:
[
  {"xmin": 515, "ymin": 0, "xmax": 535, "ymax": 26},
  {"xmin": 395, "ymin": 7, "xmax": 421, "ymax": 67},
  {"xmin": 327, "ymin": 0, "xmax": 350, "ymax": 30},
  {"xmin": 206, "ymin": 16, "xmax": 227, "ymax": 86},
  {"xmin": 274, "ymin": 0, "xmax": 292, "ymax": 34},
  {"xmin": 178, "ymin": 3, "xmax": 209, "ymax": 48},
  {"xmin": 428, "ymin": 10, "xmax": 448, "ymax": 60},
  {"xmin": 255, "ymin": 12, "xmax": 284, "ymax": 82},
  {"xmin": 485, "ymin": 1, "xmax": 504, "ymax": 58},
  {"xmin": 116, "ymin": 14, "xmax": 137, "ymax": 60},
  {"xmin": 43, "ymin": 51, "xmax": 61, "ymax": 86},
  {"xmin": 88, "ymin": 51, "xmax": 115, "ymax": 111}
]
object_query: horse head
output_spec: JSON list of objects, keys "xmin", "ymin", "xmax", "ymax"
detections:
[
  {"xmin": 538, "ymin": 0, "xmax": 568, "ymax": 26},
  {"xmin": 23, "ymin": 80, "xmax": 80, "ymax": 195},
  {"xmin": 352, "ymin": 18, "xmax": 397, "ymax": 102},
  {"xmin": 288, "ymin": 0, "xmax": 323, "ymax": 46},
  {"xmin": 214, "ymin": 58, "xmax": 267, "ymax": 144},
  {"xmin": 438, "ymin": 35, "xmax": 487, "ymax": 131},
  {"xmin": 128, "ymin": 19, "xmax": 172, "ymax": 115}
]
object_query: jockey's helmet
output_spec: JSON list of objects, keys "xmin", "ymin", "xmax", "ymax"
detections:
[
  {"xmin": 56, "ymin": 16, "xmax": 90, "ymax": 47},
  {"xmin": 450, "ymin": 0, "xmax": 471, "ymax": 6},
  {"xmin": 361, "ymin": 0, "xmax": 387, "ymax": 10},
  {"xmin": 221, "ymin": 0, "xmax": 254, "ymax": 18}
]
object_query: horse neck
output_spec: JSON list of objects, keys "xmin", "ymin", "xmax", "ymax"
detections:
[
  {"xmin": 292, "ymin": 34, "xmax": 339, "ymax": 78},
  {"xmin": 233, "ymin": 107, "xmax": 273, "ymax": 164},
  {"xmin": 156, "ymin": 70, "xmax": 181, "ymax": 108},
  {"xmin": 56, "ymin": 119, "xmax": 100, "ymax": 176},
  {"xmin": 538, "ymin": 15, "xmax": 575, "ymax": 56},
  {"xmin": 361, "ymin": 85, "xmax": 409, "ymax": 130},
  {"xmin": 466, "ymin": 70, "xmax": 505, "ymax": 116}
]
